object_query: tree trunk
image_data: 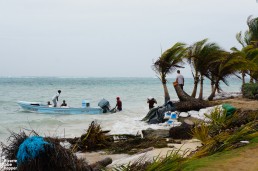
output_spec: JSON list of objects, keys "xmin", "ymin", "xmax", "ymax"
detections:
[
  {"xmin": 173, "ymin": 82, "xmax": 211, "ymax": 111},
  {"xmin": 211, "ymin": 82, "xmax": 214, "ymax": 93},
  {"xmin": 250, "ymin": 77, "xmax": 254, "ymax": 84},
  {"xmin": 198, "ymin": 76, "xmax": 204, "ymax": 100},
  {"xmin": 211, "ymin": 79, "xmax": 215, "ymax": 94},
  {"xmin": 173, "ymin": 82, "xmax": 192, "ymax": 101},
  {"xmin": 242, "ymin": 71, "xmax": 245, "ymax": 86},
  {"xmin": 162, "ymin": 83, "xmax": 170, "ymax": 104},
  {"xmin": 161, "ymin": 74, "xmax": 170, "ymax": 104},
  {"xmin": 191, "ymin": 75, "xmax": 199, "ymax": 98},
  {"xmin": 174, "ymin": 101, "xmax": 211, "ymax": 112},
  {"xmin": 216, "ymin": 87, "xmax": 221, "ymax": 93},
  {"xmin": 208, "ymin": 80, "xmax": 219, "ymax": 101}
]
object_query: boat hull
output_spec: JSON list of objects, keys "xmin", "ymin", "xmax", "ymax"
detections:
[{"xmin": 18, "ymin": 101, "xmax": 103, "ymax": 114}]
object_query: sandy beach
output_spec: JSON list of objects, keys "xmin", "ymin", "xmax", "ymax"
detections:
[
  {"xmin": 77, "ymin": 139, "xmax": 202, "ymax": 166},
  {"xmin": 213, "ymin": 97, "xmax": 258, "ymax": 110}
]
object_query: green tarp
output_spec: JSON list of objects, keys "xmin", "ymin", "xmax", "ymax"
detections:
[{"xmin": 222, "ymin": 103, "xmax": 236, "ymax": 117}]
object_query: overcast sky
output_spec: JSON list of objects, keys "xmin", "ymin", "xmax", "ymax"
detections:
[{"xmin": 0, "ymin": 0, "xmax": 257, "ymax": 78}]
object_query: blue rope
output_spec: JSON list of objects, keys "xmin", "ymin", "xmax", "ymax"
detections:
[{"xmin": 16, "ymin": 136, "xmax": 51, "ymax": 166}]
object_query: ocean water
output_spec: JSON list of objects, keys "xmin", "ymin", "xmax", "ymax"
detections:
[{"xmin": 0, "ymin": 77, "xmax": 242, "ymax": 143}]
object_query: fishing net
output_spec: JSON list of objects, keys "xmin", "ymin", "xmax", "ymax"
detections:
[{"xmin": 16, "ymin": 136, "xmax": 51, "ymax": 166}]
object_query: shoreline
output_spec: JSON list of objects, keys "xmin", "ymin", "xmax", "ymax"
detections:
[
  {"xmin": 76, "ymin": 139, "xmax": 202, "ymax": 166},
  {"xmin": 76, "ymin": 94, "xmax": 258, "ymax": 168}
]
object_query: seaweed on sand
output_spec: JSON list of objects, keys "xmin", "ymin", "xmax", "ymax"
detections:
[
  {"xmin": 72, "ymin": 121, "xmax": 113, "ymax": 152},
  {"xmin": 70, "ymin": 121, "xmax": 168, "ymax": 154}
]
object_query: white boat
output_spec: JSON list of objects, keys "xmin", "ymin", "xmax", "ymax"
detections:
[{"xmin": 17, "ymin": 99, "xmax": 112, "ymax": 114}]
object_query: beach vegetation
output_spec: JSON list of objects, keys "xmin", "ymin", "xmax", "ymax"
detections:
[
  {"xmin": 191, "ymin": 109, "xmax": 258, "ymax": 158},
  {"xmin": 191, "ymin": 122, "xmax": 210, "ymax": 145},
  {"xmin": 182, "ymin": 137, "xmax": 258, "ymax": 171},
  {"xmin": 204, "ymin": 107, "xmax": 228, "ymax": 132},
  {"xmin": 242, "ymin": 83, "xmax": 258, "ymax": 99}
]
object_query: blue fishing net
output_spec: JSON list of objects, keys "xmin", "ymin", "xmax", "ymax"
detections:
[{"xmin": 16, "ymin": 136, "xmax": 51, "ymax": 166}]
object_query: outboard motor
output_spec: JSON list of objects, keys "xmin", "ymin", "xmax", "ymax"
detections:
[{"xmin": 98, "ymin": 98, "xmax": 110, "ymax": 113}]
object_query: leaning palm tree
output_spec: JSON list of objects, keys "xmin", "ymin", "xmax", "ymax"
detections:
[
  {"xmin": 231, "ymin": 45, "xmax": 258, "ymax": 85},
  {"xmin": 246, "ymin": 16, "xmax": 258, "ymax": 82},
  {"xmin": 252, "ymin": 56, "xmax": 258, "ymax": 81},
  {"xmin": 197, "ymin": 42, "xmax": 222, "ymax": 100},
  {"xmin": 152, "ymin": 42, "xmax": 186, "ymax": 103},
  {"xmin": 208, "ymin": 52, "xmax": 249, "ymax": 101},
  {"xmin": 236, "ymin": 16, "xmax": 258, "ymax": 83},
  {"xmin": 186, "ymin": 39, "xmax": 222, "ymax": 100},
  {"xmin": 247, "ymin": 15, "xmax": 258, "ymax": 47},
  {"xmin": 237, "ymin": 16, "xmax": 258, "ymax": 47},
  {"xmin": 186, "ymin": 39, "xmax": 207, "ymax": 98},
  {"xmin": 243, "ymin": 45, "xmax": 258, "ymax": 82}
]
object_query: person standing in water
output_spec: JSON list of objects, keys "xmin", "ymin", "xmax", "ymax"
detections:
[
  {"xmin": 147, "ymin": 97, "xmax": 157, "ymax": 110},
  {"xmin": 115, "ymin": 97, "xmax": 122, "ymax": 111},
  {"xmin": 52, "ymin": 90, "xmax": 61, "ymax": 107}
]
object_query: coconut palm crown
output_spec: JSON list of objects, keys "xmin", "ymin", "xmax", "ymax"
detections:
[
  {"xmin": 186, "ymin": 39, "xmax": 223, "ymax": 100},
  {"xmin": 152, "ymin": 42, "xmax": 186, "ymax": 103}
]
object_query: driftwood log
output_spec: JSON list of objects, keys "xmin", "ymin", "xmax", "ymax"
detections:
[{"xmin": 173, "ymin": 82, "xmax": 211, "ymax": 112}]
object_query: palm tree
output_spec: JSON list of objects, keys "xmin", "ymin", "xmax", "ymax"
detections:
[
  {"xmin": 236, "ymin": 31, "xmax": 250, "ymax": 48},
  {"xmin": 186, "ymin": 39, "xmax": 207, "ymax": 98},
  {"xmin": 247, "ymin": 16, "xmax": 258, "ymax": 47},
  {"xmin": 231, "ymin": 45, "xmax": 258, "ymax": 85},
  {"xmin": 152, "ymin": 42, "xmax": 186, "ymax": 103},
  {"xmin": 186, "ymin": 39, "xmax": 222, "ymax": 100},
  {"xmin": 243, "ymin": 45, "xmax": 258, "ymax": 82},
  {"xmin": 208, "ymin": 52, "xmax": 249, "ymax": 101},
  {"xmin": 236, "ymin": 16, "xmax": 258, "ymax": 47},
  {"xmin": 236, "ymin": 16, "xmax": 258, "ymax": 83}
]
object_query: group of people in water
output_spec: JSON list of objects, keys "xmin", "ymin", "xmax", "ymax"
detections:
[
  {"xmin": 47, "ymin": 90, "xmax": 67, "ymax": 107},
  {"xmin": 47, "ymin": 90, "xmax": 123, "ymax": 111},
  {"xmin": 48, "ymin": 90, "xmax": 157, "ymax": 111},
  {"xmin": 47, "ymin": 70, "xmax": 184, "ymax": 111}
]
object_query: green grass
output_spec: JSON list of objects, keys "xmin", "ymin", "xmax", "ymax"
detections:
[
  {"xmin": 181, "ymin": 137, "xmax": 258, "ymax": 171},
  {"xmin": 250, "ymin": 136, "xmax": 258, "ymax": 143}
]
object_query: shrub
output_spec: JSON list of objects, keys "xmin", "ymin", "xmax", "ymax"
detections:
[{"xmin": 242, "ymin": 83, "xmax": 258, "ymax": 99}]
